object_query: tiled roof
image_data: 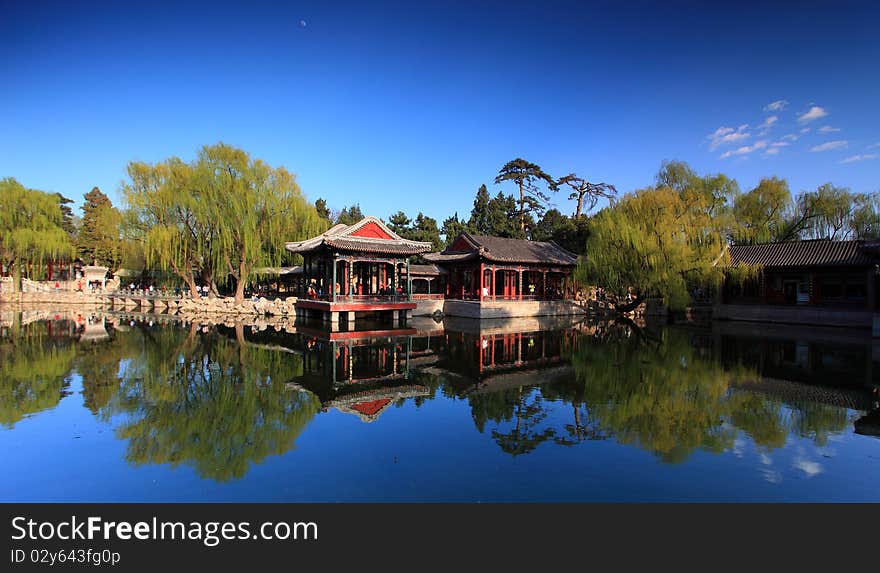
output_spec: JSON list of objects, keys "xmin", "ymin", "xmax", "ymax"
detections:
[
  {"xmin": 727, "ymin": 240, "xmax": 876, "ymax": 268},
  {"xmin": 423, "ymin": 251, "xmax": 477, "ymax": 263},
  {"xmin": 406, "ymin": 264, "xmax": 447, "ymax": 276},
  {"xmin": 425, "ymin": 233, "xmax": 579, "ymax": 266},
  {"xmin": 285, "ymin": 216, "xmax": 432, "ymax": 256}
]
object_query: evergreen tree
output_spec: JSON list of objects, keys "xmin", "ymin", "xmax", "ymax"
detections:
[
  {"xmin": 387, "ymin": 211, "xmax": 412, "ymax": 235},
  {"xmin": 54, "ymin": 193, "xmax": 77, "ymax": 240},
  {"xmin": 468, "ymin": 184, "xmax": 492, "ymax": 235},
  {"xmin": 441, "ymin": 212, "xmax": 469, "ymax": 247},
  {"xmin": 314, "ymin": 198, "xmax": 332, "ymax": 222},
  {"xmin": 494, "ymin": 158, "xmax": 557, "ymax": 231},
  {"xmin": 485, "ymin": 192, "xmax": 526, "ymax": 238},
  {"xmin": 336, "ymin": 204, "xmax": 364, "ymax": 225},
  {"xmin": 409, "ymin": 212, "xmax": 442, "ymax": 251},
  {"xmin": 78, "ymin": 186, "xmax": 122, "ymax": 266},
  {"xmin": 556, "ymin": 174, "xmax": 617, "ymax": 218}
]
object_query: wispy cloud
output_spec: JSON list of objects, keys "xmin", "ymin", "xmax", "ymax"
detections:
[
  {"xmin": 708, "ymin": 124, "xmax": 750, "ymax": 151},
  {"xmin": 721, "ymin": 140, "xmax": 767, "ymax": 158},
  {"xmin": 798, "ymin": 105, "xmax": 828, "ymax": 123},
  {"xmin": 800, "ymin": 127, "xmax": 811, "ymax": 134},
  {"xmin": 781, "ymin": 134, "xmax": 799, "ymax": 142},
  {"xmin": 841, "ymin": 153, "xmax": 879, "ymax": 164},
  {"xmin": 818, "ymin": 125, "xmax": 840, "ymax": 133},
  {"xmin": 757, "ymin": 115, "xmax": 778, "ymax": 135},
  {"xmin": 764, "ymin": 99, "xmax": 788, "ymax": 112},
  {"xmin": 867, "ymin": 142, "xmax": 880, "ymax": 150},
  {"xmin": 763, "ymin": 140, "xmax": 790, "ymax": 157},
  {"xmin": 810, "ymin": 140, "xmax": 848, "ymax": 152}
]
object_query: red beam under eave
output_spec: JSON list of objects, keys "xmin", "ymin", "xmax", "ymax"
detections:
[{"xmin": 295, "ymin": 300, "xmax": 417, "ymax": 312}]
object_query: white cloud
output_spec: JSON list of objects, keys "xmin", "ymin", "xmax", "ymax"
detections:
[
  {"xmin": 810, "ymin": 140, "xmax": 848, "ymax": 152},
  {"xmin": 781, "ymin": 133, "xmax": 799, "ymax": 142},
  {"xmin": 764, "ymin": 99, "xmax": 788, "ymax": 112},
  {"xmin": 763, "ymin": 140, "xmax": 791, "ymax": 157},
  {"xmin": 798, "ymin": 105, "xmax": 828, "ymax": 123},
  {"xmin": 708, "ymin": 124, "xmax": 750, "ymax": 150},
  {"xmin": 841, "ymin": 153, "xmax": 879, "ymax": 164},
  {"xmin": 721, "ymin": 140, "xmax": 768, "ymax": 158},
  {"xmin": 818, "ymin": 125, "xmax": 840, "ymax": 133},
  {"xmin": 800, "ymin": 127, "xmax": 811, "ymax": 134},
  {"xmin": 757, "ymin": 115, "xmax": 778, "ymax": 135},
  {"xmin": 867, "ymin": 142, "xmax": 880, "ymax": 150},
  {"xmin": 794, "ymin": 458, "xmax": 823, "ymax": 477}
]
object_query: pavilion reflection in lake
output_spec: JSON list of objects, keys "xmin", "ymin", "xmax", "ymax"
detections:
[{"xmin": 285, "ymin": 325, "xmax": 429, "ymax": 422}]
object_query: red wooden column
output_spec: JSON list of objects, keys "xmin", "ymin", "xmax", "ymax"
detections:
[
  {"xmin": 479, "ymin": 263, "xmax": 484, "ymax": 301},
  {"xmin": 518, "ymin": 267, "xmax": 523, "ymax": 300}
]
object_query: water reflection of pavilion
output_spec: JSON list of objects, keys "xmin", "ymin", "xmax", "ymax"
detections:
[{"xmin": 285, "ymin": 327, "xmax": 430, "ymax": 422}]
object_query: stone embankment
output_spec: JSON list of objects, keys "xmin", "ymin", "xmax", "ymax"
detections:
[
  {"xmin": 176, "ymin": 296, "xmax": 298, "ymax": 318},
  {"xmin": 0, "ymin": 290, "xmax": 300, "ymax": 318}
]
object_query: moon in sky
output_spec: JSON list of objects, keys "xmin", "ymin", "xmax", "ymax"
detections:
[{"xmin": 298, "ymin": 20, "xmax": 307, "ymax": 28}]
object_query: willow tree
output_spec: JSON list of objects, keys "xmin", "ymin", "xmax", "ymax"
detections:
[
  {"xmin": 122, "ymin": 158, "xmax": 208, "ymax": 297},
  {"xmin": 195, "ymin": 143, "xmax": 326, "ymax": 304},
  {"xmin": 579, "ymin": 183, "xmax": 730, "ymax": 310},
  {"xmin": 0, "ymin": 177, "xmax": 73, "ymax": 290},
  {"xmin": 494, "ymin": 158, "xmax": 557, "ymax": 232},
  {"xmin": 732, "ymin": 177, "xmax": 791, "ymax": 244}
]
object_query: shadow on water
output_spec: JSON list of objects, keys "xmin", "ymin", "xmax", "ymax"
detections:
[{"xmin": 1, "ymin": 308, "xmax": 878, "ymax": 482}]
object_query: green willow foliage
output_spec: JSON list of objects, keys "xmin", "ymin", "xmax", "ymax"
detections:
[
  {"xmin": 107, "ymin": 327, "xmax": 320, "ymax": 482},
  {"xmin": 0, "ymin": 319, "xmax": 75, "ymax": 427},
  {"xmin": 0, "ymin": 177, "xmax": 74, "ymax": 289},
  {"xmin": 123, "ymin": 143, "xmax": 327, "ymax": 301},
  {"xmin": 579, "ymin": 185, "xmax": 731, "ymax": 309},
  {"xmin": 566, "ymin": 327, "xmax": 850, "ymax": 461}
]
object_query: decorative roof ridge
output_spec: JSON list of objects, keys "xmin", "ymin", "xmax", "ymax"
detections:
[{"xmin": 327, "ymin": 234, "xmax": 433, "ymax": 247}]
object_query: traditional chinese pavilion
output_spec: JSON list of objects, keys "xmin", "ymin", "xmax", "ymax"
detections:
[
  {"xmin": 285, "ymin": 216, "xmax": 433, "ymax": 325},
  {"xmin": 423, "ymin": 232, "xmax": 579, "ymax": 304}
]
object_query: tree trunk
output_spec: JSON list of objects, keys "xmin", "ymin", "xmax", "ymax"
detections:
[
  {"xmin": 233, "ymin": 259, "xmax": 248, "ymax": 305},
  {"xmin": 519, "ymin": 181, "xmax": 525, "ymax": 231},
  {"xmin": 184, "ymin": 273, "xmax": 199, "ymax": 298},
  {"xmin": 575, "ymin": 193, "xmax": 584, "ymax": 219},
  {"xmin": 614, "ymin": 294, "xmax": 645, "ymax": 314}
]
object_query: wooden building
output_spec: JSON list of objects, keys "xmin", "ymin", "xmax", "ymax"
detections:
[
  {"xmin": 285, "ymin": 216, "xmax": 433, "ymax": 325},
  {"xmin": 717, "ymin": 239, "xmax": 880, "ymax": 329},
  {"xmin": 423, "ymin": 233, "xmax": 579, "ymax": 301}
]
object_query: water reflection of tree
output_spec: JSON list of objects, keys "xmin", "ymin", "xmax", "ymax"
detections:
[
  {"xmin": 106, "ymin": 326, "xmax": 320, "ymax": 481},
  {"xmin": 0, "ymin": 318, "xmax": 75, "ymax": 427},
  {"xmin": 76, "ymin": 325, "xmax": 142, "ymax": 414},
  {"xmin": 570, "ymin": 326, "xmax": 747, "ymax": 462},
  {"xmin": 568, "ymin": 324, "xmax": 852, "ymax": 461},
  {"xmin": 457, "ymin": 320, "xmax": 856, "ymax": 461}
]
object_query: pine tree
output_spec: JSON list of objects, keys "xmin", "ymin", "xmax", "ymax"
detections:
[
  {"xmin": 468, "ymin": 184, "xmax": 492, "ymax": 235},
  {"xmin": 494, "ymin": 158, "xmax": 557, "ymax": 231},
  {"xmin": 78, "ymin": 187, "xmax": 121, "ymax": 266}
]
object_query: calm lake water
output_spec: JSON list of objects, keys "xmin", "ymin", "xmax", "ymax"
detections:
[{"xmin": 1, "ymin": 309, "xmax": 878, "ymax": 502}]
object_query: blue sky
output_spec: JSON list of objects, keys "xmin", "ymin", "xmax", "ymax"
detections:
[{"xmin": 1, "ymin": 0, "xmax": 878, "ymax": 223}]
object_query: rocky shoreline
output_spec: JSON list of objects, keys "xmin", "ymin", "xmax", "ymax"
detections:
[{"xmin": 0, "ymin": 291, "xmax": 299, "ymax": 318}]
